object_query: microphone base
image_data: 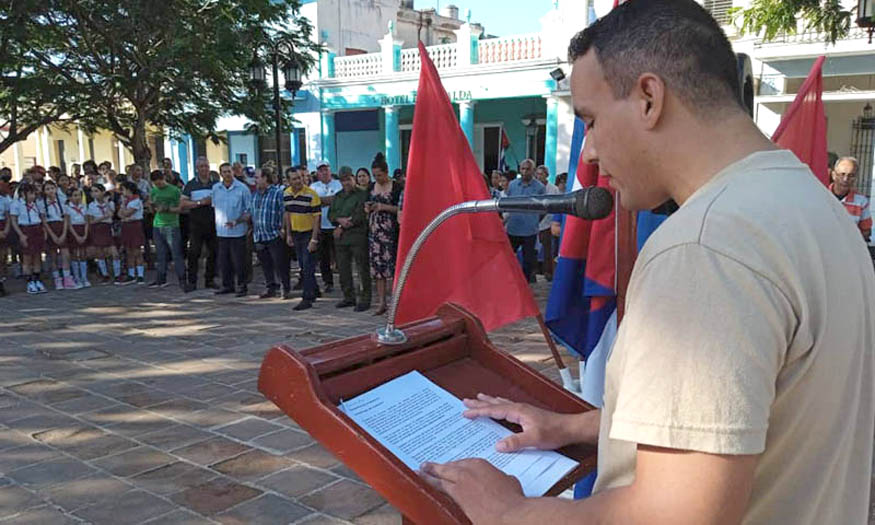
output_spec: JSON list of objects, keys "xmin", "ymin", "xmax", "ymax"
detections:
[{"xmin": 375, "ymin": 325, "xmax": 408, "ymax": 345}]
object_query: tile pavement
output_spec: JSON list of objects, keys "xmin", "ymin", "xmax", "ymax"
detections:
[{"xmin": 0, "ymin": 274, "xmax": 574, "ymax": 523}]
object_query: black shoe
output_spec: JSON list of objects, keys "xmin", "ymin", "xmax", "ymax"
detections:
[
  {"xmin": 354, "ymin": 303, "xmax": 371, "ymax": 312},
  {"xmin": 316, "ymin": 288, "xmax": 322, "ymax": 298},
  {"xmin": 0, "ymin": 282, "xmax": 6, "ymax": 297},
  {"xmin": 293, "ymin": 281, "xmax": 302, "ymax": 291},
  {"xmin": 282, "ymin": 290, "xmax": 294, "ymax": 300},
  {"xmin": 204, "ymin": 280, "xmax": 219, "ymax": 289},
  {"xmin": 335, "ymin": 299, "xmax": 355, "ymax": 308},
  {"xmin": 324, "ymin": 284, "xmax": 334, "ymax": 293},
  {"xmin": 235, "ymin": 288, "xmax": 248, "ymax": 298},
  {"xmin": 215, "ymin": 288, "xmax": 234, "ymax": 295},
  {"xmin": 183, "ymin": 283, "xmax": 196, "ymax": 293},
  {"xmin": 259, "ymin": 289, "xmax": 278, "ymax": 299},
  {"xmin": 293, "ymin": 300, "xmax": 313, "ymax": 311}
]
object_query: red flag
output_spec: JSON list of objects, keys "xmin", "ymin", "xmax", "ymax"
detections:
[
  {"xmin": 771, "ymin": 55, "xmax": 829, "ymax": 186},
  {"xmin": 394, "ymin": 42, "xmax": 539, "ymax": 331}
]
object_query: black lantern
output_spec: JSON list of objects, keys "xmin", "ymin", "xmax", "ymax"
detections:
[
  {"xmin": 283, "ymin": 59, "xmax": 303, "ymax": 94},
  {"xmin": 859, "ymin": 0, "xmax": 875, "ymax": 43},
  {"xmin": 864, "ymin": 102, "xmax": 873, "ymax": 120},
  {"xmin": 248, "ymin": 54, "xmax": 266, "ymax": 87}
]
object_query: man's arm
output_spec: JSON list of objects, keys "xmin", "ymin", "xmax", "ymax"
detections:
[{"xmin": 423, "ymin": 447, "xmax": 757, "ymax": 525}]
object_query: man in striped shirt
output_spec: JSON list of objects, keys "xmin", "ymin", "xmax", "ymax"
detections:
[
  {"xmin": 284, "ymin": 168, "xmax": 322, "ymax": 311},
  {"xmin": 830, "ymin": 156, "xmax": 871, "ymax": 242},
  {"xmin": 251, "ymin": 168, "xmax": 290, "ymax": 299}
]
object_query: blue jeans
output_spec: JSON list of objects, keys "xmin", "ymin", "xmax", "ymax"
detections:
[
  {"xmin": 293, "ymin": 231, "xmax": 317, "ymax": 302},
  {"xmin": 154, "ymin": 226, "xmax": 185, "ymax": 283}
]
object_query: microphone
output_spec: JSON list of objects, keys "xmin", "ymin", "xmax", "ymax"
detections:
[{"xmin": 458, "ymin": 187, "xmax": 614, "ymax": 220}]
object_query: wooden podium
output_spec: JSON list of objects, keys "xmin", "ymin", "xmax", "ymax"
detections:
[{"xmin": 258, "ymin": 303, "xmax": 597, "ymax": 525}]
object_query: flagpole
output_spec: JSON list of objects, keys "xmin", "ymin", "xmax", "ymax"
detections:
[{"xmin": 535, "ymin": 314, "xmax": 577, "ymax": 391}]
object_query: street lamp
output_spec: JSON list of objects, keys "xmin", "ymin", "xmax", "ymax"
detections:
[
  {"xmin": 859, "ymin": 0, "xmax": 875, "ymax": 43},
  {"xmin": 249, "ymin": 38, "xmax": 303, "ymax": 177}
]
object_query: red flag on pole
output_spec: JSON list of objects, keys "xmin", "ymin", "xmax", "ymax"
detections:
[
  {"xmin": 394, "ymin": 42, "xmax": 539, "ymax": 331},
  {"xmin": 771, "ymin": 55, "xmax": 829, "ymax": 186}
]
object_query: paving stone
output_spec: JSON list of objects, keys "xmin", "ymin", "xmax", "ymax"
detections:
[
  {"xmin": 215, "ymin": 417, "xmax": 284, "ymax": 442},
  {"xmin": 6, "ymin": 457, "xmax": 96, "ymax": 487},
  {"xmin": 216, "ymin": 493, "xmax": 311, "ymax": 525},
  {"xmin": 48, "ymin": 394, "xmax": 120, "ymax": 415},
  {"xmin": 171, "ymin": 437, "xmax": 251, "ymax": 466},
  {"xmin": 136, "ymin": 424, "xmax": 214, "ymax": 451},
  {"xmin": 251, "ymin": 428, "xmax": 313, "ymax": 454},
  {"xmin": 258, "ymin": 464, "xmax": 338, "ymax": 498},
  {"xmin": 91, "ymin": 446, "xmax": 175, "ymax": 477},
  {"xmin": 117, "ymin": 388, "xmax": 177, "ymax": 408},
  {"xmin": 353, "ymin": 504, "xmax": 402, "ymax": 525},
  {"xmin": 184, "ymin": 408, "xmax": 246, "ymax": 429},
  {"xmin": 0, "ymin": 504, "xmax": 78, "ymax": 524},
  {"xmin": 101, "ymin": 411, "xmax": 177, "ymax": 437},
  {"xmin": 210, "ymin": 449, "xmax": 294, "ymax": 482},
  {"xmin": 286, "ymin": 444, "xmax": 342, "ymax": 469},
  {"xmin": 300, "ymin": 480, "xmax": 386, "ymax": 521},
  {"xmin": 141, "ymin": 509, "xmax": 216, "ymax": 525},
  {"xmin": 9, "ymin": 413, "xmax": 80, "ymax": 437},
  {"xmin": 0, "ymin": 399, "xmax": 51, "ymax": 426},
  {"xmin": 0, "ymin": 428, "xmax": 33, "ymax": 451},
  {"xmin": 0, "ymin": 444, "xmax": 62, "ymax": 474},
  {"xmin": 32, "ymin": 425, "xmax": 138, "ymax": 461},
  {"xmin": 172, "ymin": 478, "xmax": 262, "ymax": 516},
  {"xmin": 148, "ymin": 398, "xmax": 211, "ymax": 420},
  {"xmin": 130, "ymin": 461, "xmax": 218, "ymax": 496},
  {"xmin": 331, "ymin": 464, "xmax": 363, "ymax": 483},
  {"xmin": 41, "ymin": 473, "xmax": 133, "ymax": 511},
  {"xmin": 0, "ymin": 484, "xmax": 45, "ymax": 519},
  {"xmin": 73, "ymin": 489, "xmax": 176, "ymax": 525},
  {"xmin": 297, "ymin": 513, "xmax": 351, "ymax": 525},
  {"xmin": 178, "ymin": 382, "xmax": 238, "ymax": 402}
]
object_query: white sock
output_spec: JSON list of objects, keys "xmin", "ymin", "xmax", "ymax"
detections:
[
  {"xmin": 136, "ymin": 265, "xmax": 144, "ymax": 278},
  {"xmin": 128, "ymin": 267, "xmax": 135, "ymax": 278},
  {"xmin": 79, "ymin": 261, "xmax": 89, "ymax": 281},
  {"xmin": 71, "ymin": 262, "xmax": 81, "ymax": 282},
  {"xmin": 112, "ymin": 259, "xmax": 121, "ymax": 277},
  {"xmin": 97, "ymin": 259, "xmax": 108, "ymax": 276}
]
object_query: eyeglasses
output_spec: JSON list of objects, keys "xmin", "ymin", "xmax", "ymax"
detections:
[{"xmin": 834, "ymin": 172, "xmax": 857, "ymax": 181}]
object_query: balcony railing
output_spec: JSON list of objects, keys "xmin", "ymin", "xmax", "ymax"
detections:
[
  {"xmin": 329, "ymin": 32, "xmax": 545, "ymax": 80},
  {"xmin": 754, "ymin": 25, "xmax": 868, "ymax": 46}
]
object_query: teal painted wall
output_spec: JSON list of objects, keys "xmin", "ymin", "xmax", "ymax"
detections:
[
  {"xmin": 336, "ymin": 131, "xmax": 382, "ymax": 173},
  {"xmin": 474, "ymin": 98, "xmax": 546, "ymax": 169}
]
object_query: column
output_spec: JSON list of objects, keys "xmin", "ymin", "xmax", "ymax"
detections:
[
  {"xmin": 117, "ymin": 138, "xmax": 126, "ymax": 170},
  {"xmin": 379, "ymin": 25, "xmax": 402, "ymax": 74},
  {"xmin": 321, "ymin": 110, "xmax": 336, "ymax": 170},
  {"xmin": 41, "ymin": 127, "xmax": 51, "ymax": 167},
  {"xmin": 459, "ymin": 100, "xmax": 475, "ymax": 149},
  {"xmin": 544, "ymin": 96, "xmax": 559, "ymax": 183},
  {"xmin": 77, "ymin": 126, "xmax": 86, "ymax": 164},
  {"xmin": 384, "ymin": 106, "xmax": 400, "ymax": 174},
  {"xmin": 33, "ymin": 131, "xmax": 42, "ymax": 168},
  {"xmin": 12, "ymin": 141, "xmax": 21, "ymax": 178}
]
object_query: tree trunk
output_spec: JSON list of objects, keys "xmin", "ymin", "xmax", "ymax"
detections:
[{"xmin": 131, "ymin": 120, "xmax": 152, "ymax": 171}]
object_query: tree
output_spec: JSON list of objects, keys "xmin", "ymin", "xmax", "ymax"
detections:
[
  {"xmin": 0, "ymin": 0, "xmax": 92, "ymax": 156},
  {"xmin": 9, "ymin": 0, "xmax": 320, "ymax": 170},
  {"xmin": 731, "ymin": 0, "xmax": 857, "ymax": 44}
]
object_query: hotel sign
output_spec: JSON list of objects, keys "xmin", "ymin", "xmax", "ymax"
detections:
[{"xmin": 378, "ymin": 90, "xmax": 472, "ymax": 106}]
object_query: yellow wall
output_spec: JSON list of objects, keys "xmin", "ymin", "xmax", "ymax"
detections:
[{"xmin": 206, "ymin": 134, "xmax": 230, "ymax": 170}]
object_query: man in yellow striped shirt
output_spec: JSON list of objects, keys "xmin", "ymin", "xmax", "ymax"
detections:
[{"xmin": 283, "ymin": 168, "xmax": 322, "ymax": 311}]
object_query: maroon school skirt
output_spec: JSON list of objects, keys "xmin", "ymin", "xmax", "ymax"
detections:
[
  {"xmin": 46, "ymin": 221, "xmax": 66, "ymax": 250},
  {"xmin": 121, "ymin": 220, "xmax": 144, "ymax": 250},
  {"xmin": 90, "ymin": 223, "xmax": 113, "ymax": 248},
  {"xmin": 19, "ymin": 224, "xmax": 45, "ymax": 256},
  {"xmin": 68, "ymin": 224, "xmax": 87, "ymax": 249},
  {"xmin": 0, "ymin": 220, "xmax": 6, "ymax": 247}
]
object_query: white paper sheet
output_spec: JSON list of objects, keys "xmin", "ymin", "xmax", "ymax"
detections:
[{"xmin": 339, "ymin": 371, "xmax": 578, "ymax": 497}]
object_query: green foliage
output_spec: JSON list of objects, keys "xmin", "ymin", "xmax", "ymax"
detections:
[
  {"xmin": 1, "ymin": 0, "xmax": 321, "ymax": 166},
  {"xmin": 730, "ymin": 0, "xmax": 855, "ymax": 44}
]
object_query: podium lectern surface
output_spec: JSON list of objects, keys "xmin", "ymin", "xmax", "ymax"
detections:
[{"xmin": 258, "ymin": 304, "xmax": 597, "ymax": 525}]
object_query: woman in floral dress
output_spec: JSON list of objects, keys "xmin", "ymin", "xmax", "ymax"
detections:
[{"xmin": 365, "ymin": 153, "xmax": 404, "ymax": 315}]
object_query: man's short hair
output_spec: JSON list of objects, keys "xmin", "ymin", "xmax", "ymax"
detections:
[
  {"xmin": 536, "ymin": 165, "xmax": 549, "ymax": 175},
  {"xmin": 219, "ymin": 162, "xmax": 231, "ymax": 171},
  {"xmin": 338, "ymin": 166, "xmax": 354, "ymax": 180},
  {"xmin": 835, "ymin": 156, "xmax": 859, "ymax": 172},
  {"xmin": 150, "ymin": 170, "xmax": 166, "ymax": 182},
  {"xmin": 568, "ymin": 0, "xmax": 741, "ymax": 117}
]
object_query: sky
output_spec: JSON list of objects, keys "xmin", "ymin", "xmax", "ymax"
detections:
[{"xmin": 413, "ymin": 0, "xmax": 557, "ymax": 37}]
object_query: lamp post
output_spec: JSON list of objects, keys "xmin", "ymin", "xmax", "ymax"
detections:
[
  {"xmin": 859, "ymin": 0, "xmax": 875, "ymax": 43},
  {"xmin": 249, "ymin": 38, "xmax": 304, "ymax": 177}
]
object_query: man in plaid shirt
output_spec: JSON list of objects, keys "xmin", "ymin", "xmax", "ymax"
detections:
[
  {"xmin": 830, "ymin": 156, "xmax": 872, "ymax": 242},
  {"xmin": 250, "ymin": 168, "xmax": 291, "ymax": 299}
]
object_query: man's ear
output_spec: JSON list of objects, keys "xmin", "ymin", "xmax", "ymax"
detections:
[{"xmin": 636, "ymin": 73, "xmax": 666, "ymax": 130}]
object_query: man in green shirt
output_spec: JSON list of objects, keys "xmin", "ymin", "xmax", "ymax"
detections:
[
  {"xmin": 328, "ymin": 167, "xmax": 370, "ymax": 311},
  {"xmin": 148, "ymin": 170, "xmax": 188, "ymax": 289}
]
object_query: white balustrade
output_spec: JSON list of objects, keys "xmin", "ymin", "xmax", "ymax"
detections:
[
  {"xmin": 477, "ymin": 33, "xmax": 542, "ymax": 64},
  {"xmin": 334, "ymin": 52, "xmax": 383, "ymax": 79}
]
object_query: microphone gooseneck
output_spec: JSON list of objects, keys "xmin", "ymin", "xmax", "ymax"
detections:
[{"xmin": 375, "ymin": 186, "xmax": 614, "ymax": 345}]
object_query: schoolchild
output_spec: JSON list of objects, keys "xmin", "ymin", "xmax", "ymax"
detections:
[
  {"xmin": 65, "ymin": 187, "xmax": 91, "ymax": 288},
  {"xmin": 10, "ymin": 183, "xmax": 47, "ymax": 294},
  {"xmin": 87, "ymin": 184, "xmax": 121, "ymax": 284},
  {"xmin": 118, "ymin": 181, "xmax": 145, "ymax": 285}
]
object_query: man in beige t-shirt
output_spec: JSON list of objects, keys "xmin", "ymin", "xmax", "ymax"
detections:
[{"xmin": 419, "ymin": 1, "xmax": 874, "ymax": 524}]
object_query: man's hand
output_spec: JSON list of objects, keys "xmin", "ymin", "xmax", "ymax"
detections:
[
  {"xmin": 333, "ymin": 227, "xmax": 343, "ymax": 240},
  {"xmin": 462, "ymin": 394, "xmax": 580, "ymax": 452},
  {"xmin": 338, "ymin": 217, "xmax": 353, "ymax": 228},
  {"xmin": 420, "ymin": 459, "xmax": 524, "ymax": 524},
  {"xmin": 308, "ymin": 238, "xmax": 318, "ymax": 253}
]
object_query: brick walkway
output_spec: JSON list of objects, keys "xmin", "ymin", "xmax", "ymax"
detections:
[{"xmin": 0, "ymin": 275, "xmax": 572, "ymax": 524}]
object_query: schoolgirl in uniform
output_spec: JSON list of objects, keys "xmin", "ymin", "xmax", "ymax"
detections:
[
  {"xmin": 87, "ymin": 184, "xmax": 120, "ymax": 284},
  {"xmin": 0, "ymin": 191, "xmax": 10, "ymax": 296},
  {"xmin": 65, "ymin": 187, "xmax": 91, "ymax": 288},
  {"xmin": 9, "ymin": 183, "xmax": 47, "ymax": 294},
  {"xmin": 42, "ymin": 180, "xmax": 76, "ymax": 290},
  {"xmin": 118, "ymin": 181, "xmax": 145, "ymax": 285}
]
